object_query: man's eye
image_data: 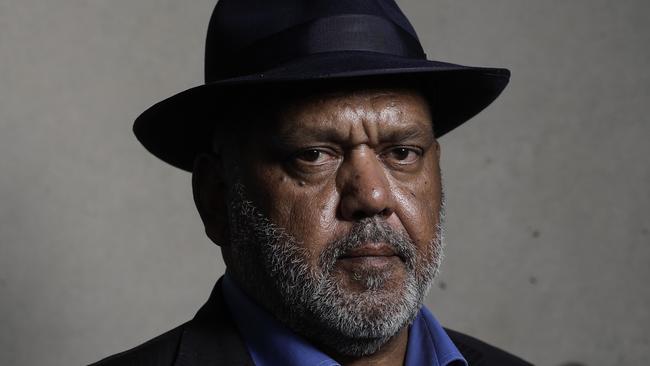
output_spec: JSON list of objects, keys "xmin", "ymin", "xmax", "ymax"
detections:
[
  {"xmin": 298, "ymin": 149, "xmax": 322, "ymax": 162},
  {"xmin": 293, "ymin": 148, "xmax": 334, "ymax": 165},
  {"xmin": 384, "ymin": 147, "xmax": 421, "ymax": 164}
]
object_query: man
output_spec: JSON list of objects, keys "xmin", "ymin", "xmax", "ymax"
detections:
[{"xmin": 94, "ymin": 0, "xmax": 531, "ymax": 365}]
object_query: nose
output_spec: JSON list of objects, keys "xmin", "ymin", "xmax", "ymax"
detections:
[{"xmin": 338, "ymin": 148, "xmax": 395, "ymax": 221}]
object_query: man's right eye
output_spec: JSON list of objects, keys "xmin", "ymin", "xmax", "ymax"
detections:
[
  {"xmin": 291, "ymin": 148, "xmax": 337, "ymax": 167},
  {"xmin": 297, "ymin": 149, "xmax": 323, "ymax": 162}
]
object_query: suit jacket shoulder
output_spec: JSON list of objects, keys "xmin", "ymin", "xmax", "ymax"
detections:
[
  {"xmin": 89, "ymin": 279, "xmax": 254, "ymax": 366},
  {"xmin": 90, "ymin": 325, "xmax": 186, "ymax": 366}
]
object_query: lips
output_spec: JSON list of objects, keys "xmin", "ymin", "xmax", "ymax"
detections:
[{"xmin": 339, "ymin": 242, "xmax": 400, "ymax": 259}]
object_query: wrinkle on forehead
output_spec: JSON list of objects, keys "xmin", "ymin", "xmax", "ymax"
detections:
[{"xmin": 277, "ymin": 88, "xmax": 431, "ymax": 145}]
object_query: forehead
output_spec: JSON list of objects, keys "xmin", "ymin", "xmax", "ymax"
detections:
[
  {"xmin": 274, "ymin": 86, "xmax": 432, "ymax": 136},
  {"xmin": 283, "ymin": 87, "xmax": 429, "ymax": 115}
]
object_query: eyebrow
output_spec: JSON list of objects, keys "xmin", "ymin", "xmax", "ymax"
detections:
[
  {"xmin": 272, "ymin": 121, "xmax": 434, "ymax": 147},
  {"xmin": 380, "ymin": 124, "xmax": 434, "ymax": 142}
]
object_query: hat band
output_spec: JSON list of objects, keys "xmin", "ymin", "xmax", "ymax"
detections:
[{"xmin": 214, "ymin": 14, "xmax": 427, "ymax": 80}]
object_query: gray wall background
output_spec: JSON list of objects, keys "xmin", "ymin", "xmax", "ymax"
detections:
[{"xmin": 1, "ymin": 1, "xmax": 648, "ymax": 365}]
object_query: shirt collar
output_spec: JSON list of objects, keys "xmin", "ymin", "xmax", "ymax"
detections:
[
  {"xmin": 222, "ymin": 273, "xmax": 466, "ymax": 366},
  {"xmin": 405, "ymin": 305, "xmax": 467, "ymax": 366}
]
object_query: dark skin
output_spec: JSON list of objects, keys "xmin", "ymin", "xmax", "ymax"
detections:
[{"xmin": 193, "ymin": 87, "xmax": 443, "ymax": 366}]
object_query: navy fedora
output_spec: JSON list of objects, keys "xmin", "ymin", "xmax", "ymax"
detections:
[{"xmin": 134, "ymin": 0, "xmax": 510, "ymax": 171}]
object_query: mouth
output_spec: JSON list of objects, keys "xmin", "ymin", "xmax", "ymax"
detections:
[
  {"xmin": 339, "ymin": 242, "xmax": 401, "ymax": 259},
  {"xmin": 337, "ymin": 242, "xmax": 404, "ymax": 268}
]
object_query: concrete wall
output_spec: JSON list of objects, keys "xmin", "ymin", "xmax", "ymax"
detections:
[{"xmin": 1, "ymin": 1, "xmax": 648, "ymax": 365}]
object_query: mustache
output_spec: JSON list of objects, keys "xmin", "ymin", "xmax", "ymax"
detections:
[{"xmin": 319, "ymin": 218, "xmax": 417, "ymax": 272}]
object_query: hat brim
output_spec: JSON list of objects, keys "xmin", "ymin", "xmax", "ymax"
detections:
[{"xmin": 134, "ymin": 51, "xmax": 510, "ymax": 171}]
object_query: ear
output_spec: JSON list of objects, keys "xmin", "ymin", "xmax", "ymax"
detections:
[
  {"xmin": 434, "ymin": 139, "xmax": 441, "ymax": 160},
  {"xmin": 192, "ymin": 153, "xmax": 229, "ymax": 247}
]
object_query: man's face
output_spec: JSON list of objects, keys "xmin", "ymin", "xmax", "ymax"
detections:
[{"xmin": 208, "ymin": 86, "xmax": 444, "ymax": 355}]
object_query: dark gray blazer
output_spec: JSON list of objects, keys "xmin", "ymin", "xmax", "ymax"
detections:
[{"xmin": 91, "ymin": 279, "xmax": 532, "ymax": 366}]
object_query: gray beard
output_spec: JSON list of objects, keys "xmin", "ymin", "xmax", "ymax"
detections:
[{"xmin": 226, "ymin": 182, "xmax": 446, "ymax": 357}]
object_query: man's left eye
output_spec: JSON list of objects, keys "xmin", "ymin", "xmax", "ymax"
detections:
[{"xmin": 383, "ymin": 147, "xmax": 421, "ymax": 164}]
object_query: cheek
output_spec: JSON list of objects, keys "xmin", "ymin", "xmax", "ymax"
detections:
[
  {"xmin": 391, "ymin": 168, "xmax": 442, "ymax": 248},
  {"xmin": 282, "ymin": 188, "xmax": 342, "ymax": 262},
  {"xmin": 249, "ymin": 169, "xmax": 341, "ymax": 258}
]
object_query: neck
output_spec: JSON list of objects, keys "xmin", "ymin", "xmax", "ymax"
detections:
[{"xmin": 329, "ymin": 327, "xmax": 409, "ymax": 366}]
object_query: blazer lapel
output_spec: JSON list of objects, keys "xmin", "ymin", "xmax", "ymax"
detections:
[{"xmin": 174, "ymin": 278, "xmax": 255, "ymax": 366}]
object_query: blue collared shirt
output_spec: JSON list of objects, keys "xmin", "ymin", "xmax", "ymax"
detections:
[{"xmin": 222, "ymin": 274, "xmax": 467, "ymax": 366}]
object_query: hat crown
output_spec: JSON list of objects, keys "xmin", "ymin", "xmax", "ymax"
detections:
[
  {"xmin": 204, "ymin": 0, "xmax": 424, "ymax": 82},
  {"xmin": 134, "ymin": 0, "xmax": 509, "ymax": 172}
]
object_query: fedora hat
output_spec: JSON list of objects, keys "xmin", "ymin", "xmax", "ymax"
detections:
[{"xmin": 134, "ymin": 0, "xmax": 510, "ymax": 171}]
